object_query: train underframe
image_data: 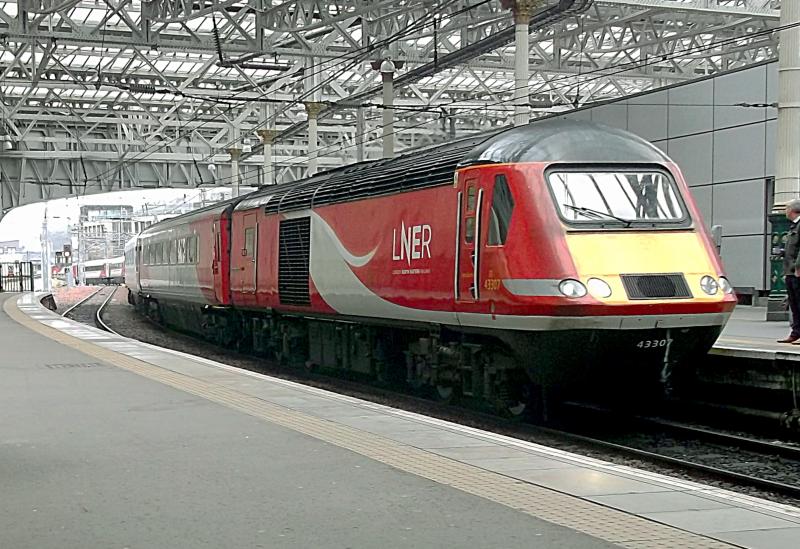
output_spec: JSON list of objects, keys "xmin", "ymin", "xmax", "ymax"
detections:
[{"xmin": 132, "ymin": 291, "xmax": 722, "ymax": 418}]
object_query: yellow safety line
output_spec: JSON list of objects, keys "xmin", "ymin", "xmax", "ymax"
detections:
[{"xmin": 4, "ymin": 296, "xmax": 736, "ymax": 549}]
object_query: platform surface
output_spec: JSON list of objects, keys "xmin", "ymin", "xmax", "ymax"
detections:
[
  {"xmin": 714, "ymin": 305, "xmax": 800, "ymax": 360},
  {"xmin": 3, "ymin": 292, "xmax": 800, "ymax": 549}
]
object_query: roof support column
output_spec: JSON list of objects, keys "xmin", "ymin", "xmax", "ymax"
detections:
[
  {"xmin": 775, "ymin": 0, "xmax": 800, "ymax": 206},
  {"xmin": 381, "ymin": 60, "xmax": 396, "ymax": 159},
  {"xmin": 0, "ymin": 168, "xmax": 4, "ymax": 225},
  {"xmin": 510, "ymin": 1, "xmax": 541, "ymax": 126},
  {"xmin": 305, "ymin": 102, "xmax": 324, "ymax": 176},
  {"xmin": 768, "ymin": 0, "xmax": 800, "ymax": 320},
  {"xmin": 229, "ymin": 147, "xmax": 242, "ymax": 197},
  {"xmin": 40, "ymin": 207, "xmax": 51, "ymax": 292},
  {"xmin": 356, "ymin": 107, "xmax": 365, "ymax": 163},
  {"xmin": 257, "ymin": 129, "xmax": 276, "ymax": 186},
  {"xmin": 229, "ymin": 123, "xmax": 242, "ymax": 197}
]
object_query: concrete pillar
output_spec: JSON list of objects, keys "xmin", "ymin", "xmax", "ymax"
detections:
[
  {"xmin": 767, "ymin": 0, "xmax": 800, "ymax": 320},
  {"xmin": 257, "ymin": 129, "xmax": 276, "ymax": 186},
  {"xmin": 229, "ymin": 147, "xmax": 242, "ymax": 198},
  {"xmin": 305, "ymin": 102, "xmax": 324, "ymax": 176},
  {"xmin": 775, "ymin": 0, "xmax": 800, "ymax": 206},
  {"xmin": 381, "ymin": 60, "xmax": 396, "ymax": 158},
  {"xmin": 510, "ymin": 1, "xmax": 541, "ymax": 126}
]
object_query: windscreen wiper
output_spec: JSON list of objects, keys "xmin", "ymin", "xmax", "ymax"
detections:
[{"xmin": 562, "ymin": 204, "xmax": 633, "ymax": 227}]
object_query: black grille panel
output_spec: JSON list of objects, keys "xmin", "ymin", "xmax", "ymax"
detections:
[
  {"xmin": 278, "ymin": 217, "xmax": 311, "ymax": 306},
  {"xmin": 621, "ymin": 273, "xmax": 692, "ymax": 300},
  {"xmin": 261, "ymin": 135, "xmax": 491, "ymax": 214}
]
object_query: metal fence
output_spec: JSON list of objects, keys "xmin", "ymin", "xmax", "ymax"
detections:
[{"xmin": 0, "ymin": 262, "xmax": 35, "ymax": 292}]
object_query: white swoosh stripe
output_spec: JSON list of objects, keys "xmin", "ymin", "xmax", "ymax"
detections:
[{"xmin": 312, "ymin": 212, "xmax": 377, "ymax": 268}]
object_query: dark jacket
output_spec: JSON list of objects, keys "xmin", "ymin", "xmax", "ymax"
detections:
[{"xmin": 784, "ymin": 220, "xmax": 800, "ymax": 276}]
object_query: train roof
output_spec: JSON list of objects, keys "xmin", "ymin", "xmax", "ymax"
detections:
[
  {"xmin": 139, "ymin": 194, "xmax": 240, "ymax": 237},
  {"xmin": 139, "ymin": 120, "xmax": 672, "ymax": 227},
  {"xmin": 83, "ymin": 257, "xmax": 123, "ymax": 267},
  {"xmin": 235, "ymin": 119, "xmax": 672, "ymax": 216},
  {"xmin": 462, "ymin": 119, "xmax": 671, "ymax": 165}
]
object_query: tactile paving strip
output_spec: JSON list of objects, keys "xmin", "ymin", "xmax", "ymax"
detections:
[{"xmin": 6, "ymin": 297, "xmax": 737, "ymax": 549}]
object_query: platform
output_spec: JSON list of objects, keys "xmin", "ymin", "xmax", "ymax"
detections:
[
  {"xmin": 3, "ymin": 293, "xmax": 800, "ymax": 549},
  {"xmin": 713, "ymin": 306, "xmax": 800, "ymax": 361}
]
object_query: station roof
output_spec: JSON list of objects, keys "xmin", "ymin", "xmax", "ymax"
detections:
[{"xmin": 0, "ymin": 1, "xmax": 781, "ymax": 212}]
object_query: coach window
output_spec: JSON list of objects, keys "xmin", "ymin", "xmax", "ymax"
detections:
[
  {"xmin": 488, "ymin": 174, "xmax": 514, "ymax": 246},
  {"xmin": 187, "ymin": 236, "xmax": 197, "ymax": 264},
  {"xmin": 177, "ymin": 238, "xmax": 187, "ymax": 264},
  {"xmin": 244, "ymin": 227, "xmax": 256, "ymax": 257},
  {"xmin": 161, "ymin": 241, "xmax": 168, "ymax": 264},
  {"xmin": 169, "ymin": 239, "xmax": 178, "ymax": 264}
]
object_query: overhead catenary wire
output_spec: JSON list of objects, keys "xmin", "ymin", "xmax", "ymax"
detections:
[
  {"xmin": 27, "ymin": 10, "xmax": 788, "ymax": 190},
  {"xmin": 138, "ymin": 17, "xmax": 789, "ymax": 187},
  {"xmin": 195, "ymin": 25, "xmax": 789, "ymax": 189},
  {"xmin": 83, "ymin": 0, "xmax": 468, "ymax": 184},
  {"xmin": 82, "ymin": 0, "xmax": 490, "ymax": 184},
  {"xmin": 23, "ymin": 18, "xmax": 787, "ymax": 191}
]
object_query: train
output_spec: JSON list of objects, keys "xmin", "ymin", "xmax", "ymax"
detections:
[
  {"xmin": 82, "ymin": 257, "xmax": 125, "ymax": 285},
  {"xmin": 124, "ymin": 120, "xmax": 737, "ymax": 414}
]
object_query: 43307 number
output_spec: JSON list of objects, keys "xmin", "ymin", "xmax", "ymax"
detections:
[{"xmin": 636, "ymin": 339, "xmax": 672, "ymax": 349}]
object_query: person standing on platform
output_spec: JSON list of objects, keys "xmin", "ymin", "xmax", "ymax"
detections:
[{"xmin": 779, "ymin": 199, "xmax": 800, "ymax": 343}]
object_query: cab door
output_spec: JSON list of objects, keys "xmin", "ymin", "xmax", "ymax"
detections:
[
  {"xmin": 456, "ymin": 176, "xmax": 486, "ymax": 305},
  {"xmin": 231, "ymin": 212, "xmax": 258, "ymax": 294},
  {"xmin": 241, "ymin": 212, "xmax": 258, "ymax": 294}
]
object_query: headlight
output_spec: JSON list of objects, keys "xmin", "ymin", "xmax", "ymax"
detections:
[
  {"xmin": 559, "ymin": 279, "xmax": 587, "ymax": 298},
  {"xmin": 700, "ymin": 275, "xmax": 719, "ymax": 296},
  {"xmin": 587, "ymin": 278, "xmax": 612, "ymax": 298},
  {"xmin": 719, "ymin": 276, "xmax": 734, "ymax": 295}
]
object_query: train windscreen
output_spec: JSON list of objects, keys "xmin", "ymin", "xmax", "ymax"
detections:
[{"xmin": 547, "ymin": 170, "xmax": 687, "ymax": 227}]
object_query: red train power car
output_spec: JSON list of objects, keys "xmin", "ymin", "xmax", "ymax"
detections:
[{"xmin": 126, "ymin": 120, "xmax": 736, "ymax": 413}]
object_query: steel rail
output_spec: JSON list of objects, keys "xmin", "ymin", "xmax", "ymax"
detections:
[
  {"xmin": 532, "ymin": 423, "xmax": 800, "ymax": 499},
  {"xmin": 94, "ymin": 287, "xmax": 120, "ymax": 336},
  {"xmin": 561, "ymin": 401, "xmax": 800, "ymax": 461},
  {"xmin": 60, "ymin": 287, "xmax": 105, "ymax": 318}
]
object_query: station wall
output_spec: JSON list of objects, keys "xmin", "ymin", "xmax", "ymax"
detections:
[{"xmin": 546, "ymin": 60, "xmax": 778, "ymax": 293}]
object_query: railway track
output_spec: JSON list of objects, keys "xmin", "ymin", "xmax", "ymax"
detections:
[
  {"xmin": 555, "ymin": 401, "xmax": 800, "ymax": 499},
  {"xmin": 85, "ymin": 294, "xmax": 800, "ymax": 504},
  {"xmin": 93, "ymin": 286, "xmax": 118, "ymax": 334},
  {"xmin": 59, "ymin": 287, "xmax": 104, "ymax": 317},
  {"xmin": 62, "ymin": 285, "xmax": 118, "ymax": 334}
]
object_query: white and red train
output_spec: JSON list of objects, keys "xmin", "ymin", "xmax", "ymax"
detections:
[{"xmin": 125, "ymin": 120, "xmax": 736, "ymax": 412}]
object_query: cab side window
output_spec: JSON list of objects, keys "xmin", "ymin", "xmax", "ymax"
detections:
[
  {"xmin": 244, "ymin": 228, "xmax": 256, "ymax": 257},
  {"xmin": 467, "ymin": 185, "xmax": 477, "ymax": 212},
  {"xmin": 465, "ymin": 217, "xmax": 475, "ymax": 244},
  {"xmin": 488, "ymin": 174, "xmax": 515, "ymax": 246}
]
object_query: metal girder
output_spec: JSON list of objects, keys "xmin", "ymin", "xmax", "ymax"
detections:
[{"xmin": 0, "ymin": 0, "xmax": 782, "ymax": 213}]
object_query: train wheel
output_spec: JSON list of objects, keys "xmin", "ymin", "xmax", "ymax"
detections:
[
  {"xmin": 498, "ymin": 379, "xmax": 538, "ymax": 421},
  {"xmin": 435, "ymin": 383, "xmax": 456, "ymax": 403}
]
